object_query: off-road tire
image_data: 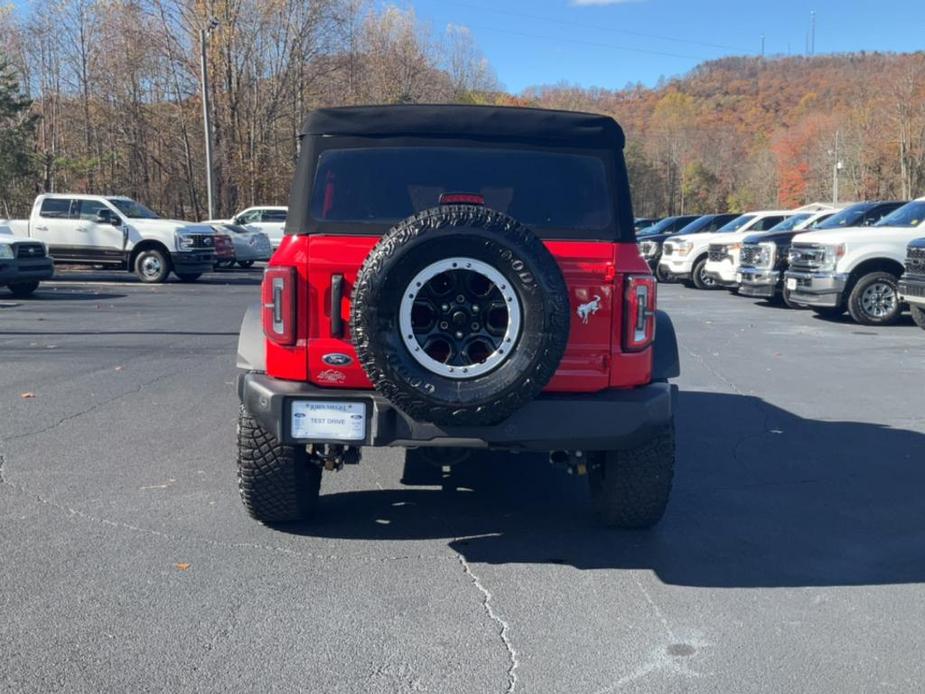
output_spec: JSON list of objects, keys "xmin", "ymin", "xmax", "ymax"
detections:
[
  {"xmin": 175, "ymin": 272, "xmax": 202, "ymax": 283},
  {"xmin": 691, "ymin": 256, "xmax": 715, "ymax": 290},
  {"xmin": 351, "ymin": 204, "xmax": 570, "ymax": 427},
  {"xmin": 588, "ymin": 425, "xmax": 675, "ymax": 529},
  {"xmin": 7, "ymin": 281, "xmax": 40, "ymax": 298},
  {"xmin": 237, "ymin": 407, "xmax": 321, "ymax": 523},
  {"xmin": 134, "ymin": 248, "xmax": 171, "ymax": 283},
  {"xmin": 911, "ymin": 304, "xmax": 925, "ymax": 330},
  {"xmin": 847, "ymin": 271, "xmax": 902, "ymax": 326}
]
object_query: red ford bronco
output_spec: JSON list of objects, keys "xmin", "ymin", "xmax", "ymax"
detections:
[{"xmin": 235, "ymin": 105, "xmax": 680, "ymax": 528}]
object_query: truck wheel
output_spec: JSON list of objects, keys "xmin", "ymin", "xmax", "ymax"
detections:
[
  {"xmin": 911, "ymin": 305, "xmax": 925, "ymax": 330},
  {"xmin": 691, "ymin": 257, "xmax": 715, "ymax": 290},
  {"xmin": 8, "ymin": 281, "xmax": 40, "ymax": 298},
  {"xmin": 655, "ymin": 263, "xmax": 672, "ymax": 283},
  {"xmin": 352, "ymin": 204, "xmax": 570, "ymax": 427},
  {"xmin": 237, "ymin": 407, "xmax": 321, "ymax": 523},
  {"xmin": 588, "ymin": 425, "xmax": 675, "ymax": 529},
  {"xmin": 782, "ymin": 288, "xmax": 805, "ymax": 309},
  {"xmin": 175, "ymin": 272, "xmax": 202, "ymax": 282},
  {"xmin": 134, "ymin": 248, "xmax": 171, "ymax": 283},
  {"xmin": 847, "ymin": 272, "xmax": 901, "ymax": 326}
]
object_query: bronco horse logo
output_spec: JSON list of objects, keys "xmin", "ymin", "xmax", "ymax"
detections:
[{"xmin": 576, "ymin": 295, "xmax": 602, "ymax": 324}]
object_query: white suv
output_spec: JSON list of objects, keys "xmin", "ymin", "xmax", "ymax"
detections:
[
  {"xmin": 785, "ymin": 197, "xmax": 925, "ymax": 325},
  {"xmin": 660, "ymin": 210, "xmax": 793, "ymax": 289}
]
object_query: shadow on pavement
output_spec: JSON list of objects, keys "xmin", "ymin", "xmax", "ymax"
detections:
[
  {"xmin": 15, "ymin": 291, "xmax": 127, "ymax": 301},
  {"xmin": 282, "ymin": 390, "xmax": 925, "ymax": 587}
]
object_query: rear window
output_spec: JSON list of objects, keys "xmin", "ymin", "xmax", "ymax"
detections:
[
  {"xmin": 39, "ymin": 198, "xmax": 74, "ymax": 219},
  {"xmin": 311, "ymin": 147, "xmax": 612, "ymax": 232}
]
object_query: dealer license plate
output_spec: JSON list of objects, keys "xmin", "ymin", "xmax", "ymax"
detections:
[
  {"xmin": 786, "ymin": 278, "xmax": 797, "ymax": 291},
  {"xmin": 291, "ymin": 401, "xmax": 366, "ymax": 441}
]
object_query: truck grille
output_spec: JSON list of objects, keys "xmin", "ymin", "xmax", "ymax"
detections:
[
  {"xmin": 789, "ymin": 244, "xmax": 826, "ymax": 273},
  {"xmin": 708, "ymin": 244, "xmax": 727, "ymax": 262},
  {"xmin": 905, "ymin": 246, "xmax": 925, "ymax": 277},
  {"xmin": 16, "ymin": 243, "xmax": 46, "ymax": 259},
  {"xmin": 740, "ymin": 245, "xmax": 761, "ymax": 267},
  {"xmin": 187, "ymin": 234, "xmax": 215, "ymax": 249}
]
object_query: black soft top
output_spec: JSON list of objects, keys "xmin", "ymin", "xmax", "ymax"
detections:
[{"xmin": 301, "ymin": 104, "xmax": 626, "ymax": 149}]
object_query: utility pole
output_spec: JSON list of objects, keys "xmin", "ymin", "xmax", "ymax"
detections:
[
  {"xmin": 810, "ymin": 10, "xmax": 816, "ymax": 56},
  {"xmin": 831, "ymin": 130, "xmax": 842, "ymax": 206},
  {"xmin": 199, "ymin": 19, "xmax": 219, "ymax": 220},
  {"xmin": 761, "ymin": 34, "xmax": 765, "ymax": 57}
]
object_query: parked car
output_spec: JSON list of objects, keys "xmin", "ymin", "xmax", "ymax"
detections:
[
  {"xmin": 785, "ymin": 197, "xmax": 925, "ymax": 325},
  {"xmin": 207, "ymin": 206, "xmax": 287, "ymax": 250},
  {"xmin": 6, "ymin": 194, "xmax": 215, "ymax": 283},
  {"xmin": 0, "ymin": 222, "xmax": 54, "ymax": 297},
  {"xmin": 209, "ymin": 222, "xmax": 272, "ymax": 268},
  {"xmin": 739, "ymin": 201, "xmax": 905, "ymax": 306},
  {"xmin": 212, "ymin": 229, "xmax": 236, "ymax": 268},
  {"xmin": 898, "ymin": 237, "xmax": 925, "ymax": 330},
  {"xmin": 661, "ymin": 210, "xmax": 793, "ymax": 289},
  {"xmin": 634, "ymin": 217, "xmax": 661, "ymax": 234},
  {"xmin": 234, "ymin": 104, "xmax": 680, "ymax": 529},
  {"xmin": 638, "ymin": 213, "xmax": 737, "ymax": 281}
]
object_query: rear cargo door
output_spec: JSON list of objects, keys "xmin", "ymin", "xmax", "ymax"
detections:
[{"xmin": 304, "ymin": 235, "xmax": 377, "ymax": 389}]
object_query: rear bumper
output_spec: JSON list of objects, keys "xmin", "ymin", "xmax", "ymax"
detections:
[
  {"xmin": 0, "ymin": 257, "xmax": 55, "ymax": 284},
  {"xmin": 899, "ymin": 276, "xmax": 925, "ymax": 307},
  {"xmin": 783, "ymin": 270, "xmax": 847, "ymax": 307},
  {"xmin": 238, "ymin": 372, "xmax": 676, "ymax": 452},
  {"xmin": 738, "ymin": 268, "xmax": 780, "ymax": 298}
]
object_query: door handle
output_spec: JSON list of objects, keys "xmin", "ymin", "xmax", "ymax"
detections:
[
  {"xmin": 330, "ymin": 274, "xmax": 344, "ymax": 337},
  {"xmin": 75, "ymin": 227, "xmax": 88, "ymax": 232},
  {"xmin": 34, "ymin": 225, "xmax": 48, "ymax": 231}
]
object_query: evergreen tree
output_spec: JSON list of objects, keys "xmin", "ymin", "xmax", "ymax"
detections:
[{"xmin": 0, "ymin": 54, "xmax": 36, "ymax": 218}]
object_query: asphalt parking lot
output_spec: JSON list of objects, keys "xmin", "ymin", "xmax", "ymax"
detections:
[{"xmin": 2, "ymin": 269, "xmax": 924, "ymax": 693}]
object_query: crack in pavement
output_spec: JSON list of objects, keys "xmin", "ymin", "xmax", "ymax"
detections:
[{"xmin": 457, "ymin": 553, "xmax": 519, "ymax": 693}]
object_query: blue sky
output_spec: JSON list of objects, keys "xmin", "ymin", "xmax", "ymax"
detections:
[{"xmin": 411, "ymin": 0, "xmax": 925, "ymax": 92}]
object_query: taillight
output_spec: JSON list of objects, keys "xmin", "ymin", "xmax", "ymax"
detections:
[
  {"xmin": 623, "ymin": 274, "xmax": 656, "ymax": 352},
  {"xmin": 262, "ymin": 266, "xmax": 296, "ymax": 345}
]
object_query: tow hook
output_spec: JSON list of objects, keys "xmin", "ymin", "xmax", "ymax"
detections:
[
  {"xmin": 549, "ymin": 450, "xmax": 587, "ymax": 476},
  {"xmin": 308, "ymin": 444, "xmax": 361, "ymax": 471}
]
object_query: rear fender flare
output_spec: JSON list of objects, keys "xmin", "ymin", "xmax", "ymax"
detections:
[
  {"xmin": 237, "ymin": 302, "xmax": 266, "ymax": 372},
  {"xmin": 652, "ymin": 310, "xmax": 680, "ymax": 380}
]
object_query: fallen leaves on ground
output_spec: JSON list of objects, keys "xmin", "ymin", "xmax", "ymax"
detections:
[
  {"xmin": 175, "ymin": 563, "xmax": 191, "ymax": 571},
  {"xmin": 20, "ymin": 392, "xmax": 35, "ymax": 399}
]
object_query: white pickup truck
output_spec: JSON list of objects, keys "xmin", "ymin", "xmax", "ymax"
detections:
[
  {"xmin": 785, "ymin": 197, "xmax": 925, "ymax": 325},
  {"xmin": 6, "ymin": 194, "xmax": 217, "ymax": 283}
]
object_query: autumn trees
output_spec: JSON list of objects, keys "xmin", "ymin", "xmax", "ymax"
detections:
[
  {"xmin": 528, "ymin": 54, "xmax": 925, "ymax": 217},
  {"xmin": 0, "ymin": 3, "xmax": 922, "ymax": 222},
  {"xmin": 0, "ymin": 1, "xmax": 496, "ymax": 219}
]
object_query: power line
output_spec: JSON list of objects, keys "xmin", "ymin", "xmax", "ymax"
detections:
[{"xmin": 445, "ymin": 1, "xmax": 752, "ymax": 53}]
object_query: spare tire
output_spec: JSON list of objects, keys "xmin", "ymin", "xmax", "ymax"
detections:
[{"xmin": 351, "ymin": 205, "xmax": 570, "ymax": 426}]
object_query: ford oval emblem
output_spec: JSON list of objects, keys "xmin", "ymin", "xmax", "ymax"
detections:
[{"xmin": 322, "ymin": 353, "xmax": 352, "ymax": 366}]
